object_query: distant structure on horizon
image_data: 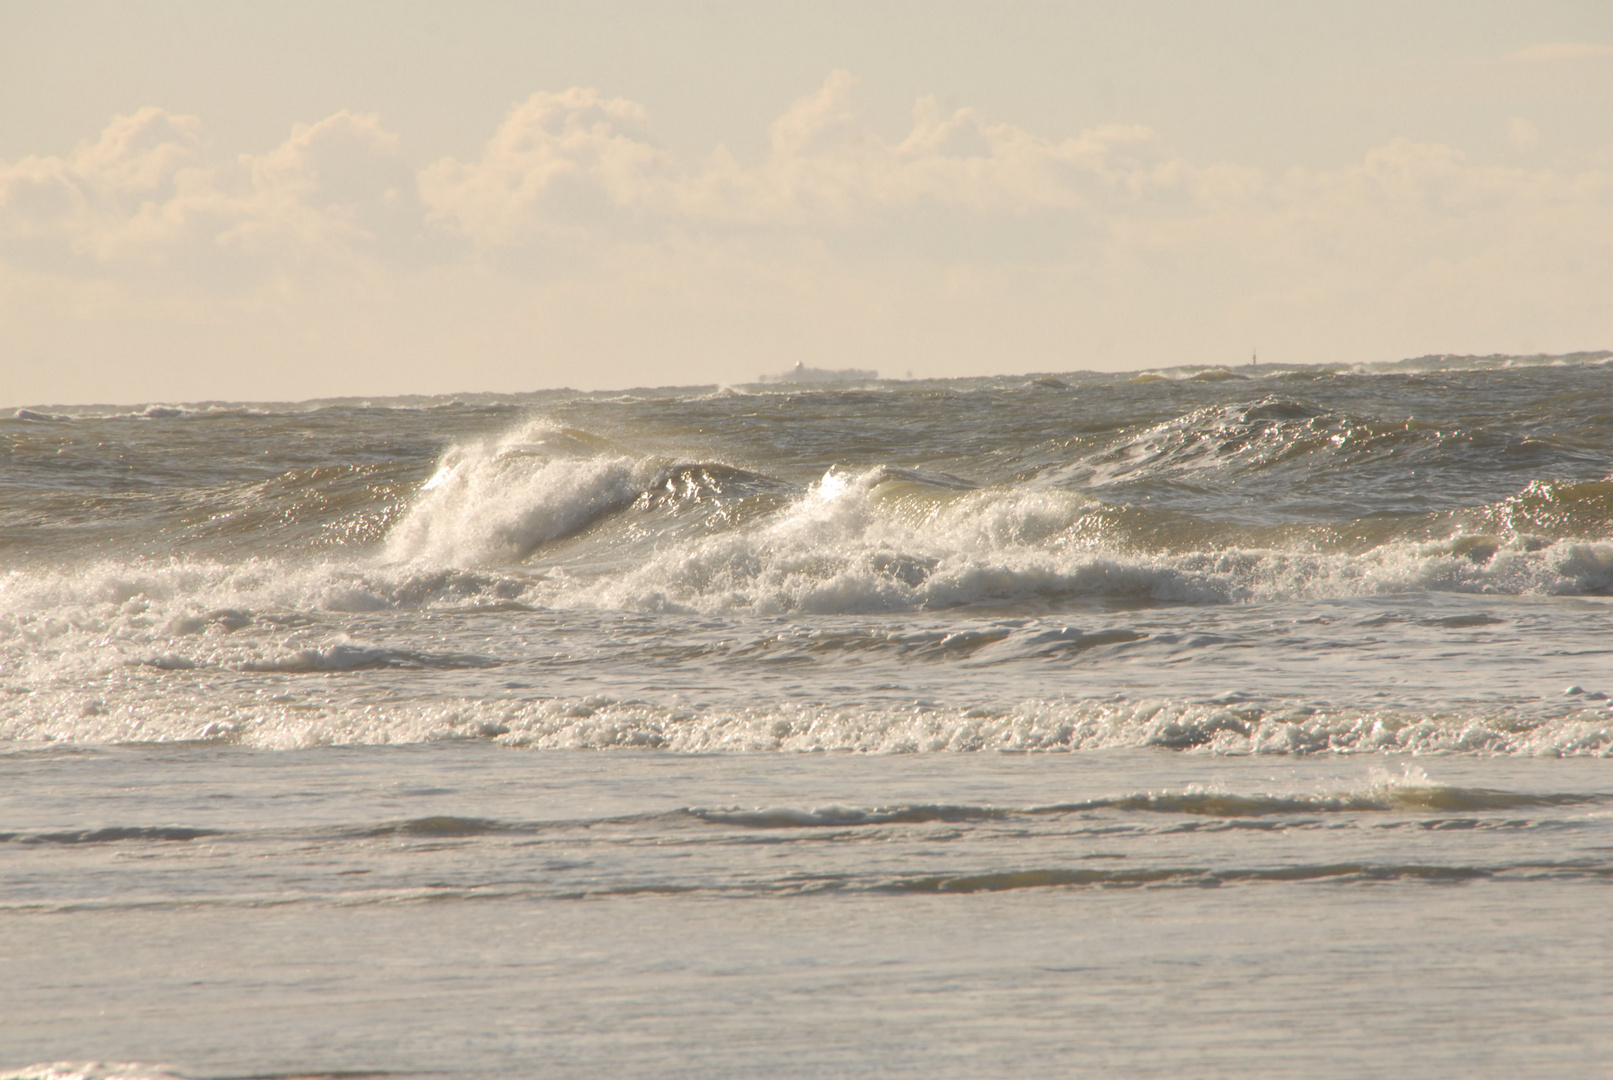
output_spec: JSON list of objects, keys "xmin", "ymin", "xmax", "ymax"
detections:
[{"xmin": 758, "ymin": 362, "xmax": 879, "ymax": 384}]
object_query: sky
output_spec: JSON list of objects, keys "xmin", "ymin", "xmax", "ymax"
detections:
[{"xmin": 2, "ymin": 1, "xmax": 1611, "ymax": 406}]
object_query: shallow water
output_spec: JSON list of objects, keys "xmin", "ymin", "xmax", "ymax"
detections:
[
  {"xmin": 5, "ymin": 747, "xmax": 1613, "ymax": 1079},
  {"xmin": 3, "ymin": 355, "xmax": 1612, "ymax": 1077}
]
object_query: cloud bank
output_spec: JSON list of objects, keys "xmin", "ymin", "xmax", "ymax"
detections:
[{"xmin": 3, "ymin": 72, "xmax": 1611, "ymax": 404}]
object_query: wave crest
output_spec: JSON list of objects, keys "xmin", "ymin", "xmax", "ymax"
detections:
[{"xmin": 385, "ymin": 422, "xmax": 652, "ymax": 564}]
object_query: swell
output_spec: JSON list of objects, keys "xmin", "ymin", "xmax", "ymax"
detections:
[
  {"xmin": 6, "ymin": 781, "xmax": 1602, "ymax": 847},
  {"xmin": 0, "ymin": 452, "xmax": 421, "ymax": 562},
  {"xmin": 1045, "ymin": 394, "xmax": 1613, "ymax": 525},
  {"xmin": 684, "ymin": 786, "xmax": 1607, "ymax": 827}
]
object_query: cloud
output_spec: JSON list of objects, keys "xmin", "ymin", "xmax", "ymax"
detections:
[
  {"xmin": 418, "ymin": 88, "xmax": 674, "ymax": 245},
  {"xmin": 2, "ymin": 71, "xmax": 1611, "ymax": 405},
  {"xmin": 25, "ymin": 73, "xmax": 1602, "ymax": 296},
  {"xmin": 1506, "ymin": 42, "xmax": 1613, "ymax": 64},
  {"xmin": 0, "ymin": 107, "xmax": 205, "ymax": 270},
  {"xmin": 0, "ymin": 108, "xmax": 427, "ymax": 284},
  {"xmin": 1508, "ymin": 117, "xmax": 1540, "ymax": 149},
  {"xmin": 224, "ymin": 112, "xmax": 426, "ymax": 262},
  {"xmin": 419, "ymin": 71, "xmax": 1169, "ymax": 246},
  {"xmin": 413, "ymin": 72, "xmax": 1613, "ymax": 303}
]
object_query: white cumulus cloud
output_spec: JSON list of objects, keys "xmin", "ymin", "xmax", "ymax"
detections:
[
  {"xmin": 2, "ymin": 71, "xmax": 1611, "ymax": 405},
  {"xmin": 419, "ymin": 71, "xmax": 1172, "ymax": 243},
  {"xmin": 0, "ymin": 108, "xmax": 425, "ymax": 282}
]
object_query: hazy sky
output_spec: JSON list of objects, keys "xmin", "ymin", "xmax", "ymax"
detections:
[{"xmin": 3, "ymin": 1, "xmax": 1611, "ymax": 405}]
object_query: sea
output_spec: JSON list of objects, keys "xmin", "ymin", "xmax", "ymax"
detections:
[{"xmin": 3, "ymin": 355, "xmax": 1612, "ymax": 1079}]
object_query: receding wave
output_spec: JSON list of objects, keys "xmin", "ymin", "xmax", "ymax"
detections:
[
  {"xmin": 687, "ymin": 803, "xmax": 1011, "ymax": 828},
  {"xmin": 239, "ymin": 643, "xmax": 500, "ymax": 672},
  {"xmin": 877, "ymin": 861, "xmax": 1606, "ymax": 893},
  {"xmin": 1060, "ymin": 786, "xmax": 1605, "ymax": 816},
  {"xmin": 1, "ymin": 826, "xmax": 223, "ymax": 845},
  {"xmin": 0, "ymin": 1066, "xmax": 401, "ymax": 1080},
  {"xmin": 684, "ymin": 781, "xmax": 1607, "ymax": 830},
  {"xmin": 12, "ymin": 779, "xmax": 1591, "ymax": 851},
  {"xmin": 363, "ymin": 815, "xmax": 506, "ymax": 838}
]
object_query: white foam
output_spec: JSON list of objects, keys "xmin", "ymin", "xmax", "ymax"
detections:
[
  {"xmin": 0, "ymin": 557, "xmax": 538, "ymax": 688},
  {"xmin": 534, "ymin": 466, "xmax": 1613, "ymax": 615},
  {"xmin": 384, "ymin": 420, "xmax": 655, "ymax": 565},
  {"xmin": 4, "ymin": 438, "xmax": 1611, "ymax": 754},
  {"xmin": 2, "ymin": 469, "xmax": 1609, "ymax": 700},
  {"xmin": 0, "ymin": 1065, "xmax": 186, "ymax": 1080},
  {"xmin": 300, "ymin": 424, "xmax": 1613, "ymax": 613},
  {"xmin": 3, "ymin": 690, "xmax": 1610, "ymax": 755},
  {"xmin": 240, "ymin": 642, "xmax": 400, "ymax": 672}
]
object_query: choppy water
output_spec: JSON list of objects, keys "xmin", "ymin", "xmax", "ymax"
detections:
[{"xmin": 4, "ymin": 355, "xmax": 1612, "ymax": 1078}]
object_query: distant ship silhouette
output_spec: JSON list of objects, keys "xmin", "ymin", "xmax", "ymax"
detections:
[{"xmin": 759, "ymin": 361, "xmax": 879, "ymax": 384}]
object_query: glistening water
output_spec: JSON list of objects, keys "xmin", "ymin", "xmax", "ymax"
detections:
[{"xmin": 4, "ymin": 355, "xmax": 1612, "ymax": 1078}]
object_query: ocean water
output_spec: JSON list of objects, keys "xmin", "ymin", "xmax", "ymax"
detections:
[{"xmin": 3, "ymin": 356, "xmax": 1612, "ymax": 1078}]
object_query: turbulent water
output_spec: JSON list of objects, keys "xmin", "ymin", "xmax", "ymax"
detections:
[{"xmin": 4, "ymin": 355, "xmax": 1613, "ymax": 1078}]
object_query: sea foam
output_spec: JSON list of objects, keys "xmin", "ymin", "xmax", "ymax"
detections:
[
  {"xmin": 383, "ymin": 421, "xmax": 655, "ymax": 564},
  {"xmin": 4, "ymin": 685, "xmax": 1611, "ymax": 756}
]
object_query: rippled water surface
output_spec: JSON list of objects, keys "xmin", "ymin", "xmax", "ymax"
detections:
[{"xmin": 3, "ymin": 355, "xmax": 1612, "ymax": 1078}]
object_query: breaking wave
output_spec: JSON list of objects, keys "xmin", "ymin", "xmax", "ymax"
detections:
[
  {"xmin": 6, "ymin": 364, "xmax": 1613, "ymax": 754},
  {"xmin": 358, "ymin": 418, "xmax": 1613, "ymax": 613}
]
